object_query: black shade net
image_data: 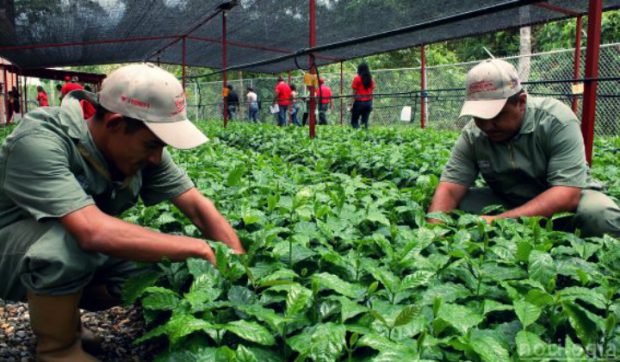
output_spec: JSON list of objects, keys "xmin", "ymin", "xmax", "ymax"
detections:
[{"xmin": 0, "ymin": 0, "xmax": 618, "ymax": 72}]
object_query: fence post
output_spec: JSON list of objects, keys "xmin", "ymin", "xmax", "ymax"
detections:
[
  {"xmin": 420, "ymin": 44, "xmax": 427, "ymax": 129},
  {"xmin": 571, "ymin": 15, "xmax": 583, "ymax": 114},
  {"xmin": 581, "ymin": 0, "xmax": 602, "ymax": 165}
]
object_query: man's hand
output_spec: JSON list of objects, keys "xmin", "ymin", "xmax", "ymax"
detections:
[
  {"xmin": 480, "ymin": 215, "xmax": 498, "ymax": 224},
  {"xmin": 173, "ymin": 188, "xmax": 246, "ymax": 255},
  {"xmin": 201, "ymin": 242, "xmax": 216, "ymax": 264},
  {"xmin": 426, "ymin": 181, "xmax": 469, "ymax": 223}
]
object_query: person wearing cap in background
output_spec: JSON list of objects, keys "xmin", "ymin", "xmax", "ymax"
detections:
[
  {"xmin": 0, "ymin": 63, "xmax": 244, "ymax": 361},
  {"xmin": 427, "ymin": 58, "xmax": 620, "ymax": 237}
]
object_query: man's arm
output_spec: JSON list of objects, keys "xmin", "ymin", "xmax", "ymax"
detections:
[
  {"xmin": 172, "ymin": 188, "xmax": 245, "ymax": 254},
  {"xmin": 427, "ymin": 181, "xmax": 469, "ymax": 223},
  {"xmin": 484, "ymin": 185, "xmax": 581, "ymax": 223},
  {"xmin": 61, "ymin": 205, "xmax": 215, "ymax": 264}
]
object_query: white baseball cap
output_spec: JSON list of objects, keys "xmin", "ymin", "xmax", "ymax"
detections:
[
  {"xmin": 97, "ymin": 63, "xmax": 208, "ymax": 149},
  {"xmin": 459, "ymin": 59, "xmax": 522, "ymax": 120}
]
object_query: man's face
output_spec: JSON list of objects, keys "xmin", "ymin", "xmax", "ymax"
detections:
[
  {"xmin": 106, "ymin": 120, "xmax": 166, "ymax": 177},
  {"xmin": 473, "ymin": 93, "xmax": 527, "ymax": 143}
]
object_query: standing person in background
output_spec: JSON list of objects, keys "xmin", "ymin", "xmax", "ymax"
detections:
[
  {"xmin": 350, "ymin": 63, "xmax": 375, "ymax": 129},
  {"xmin": 274, "ymin": 76, "xmax": 291, "ymax": 127},
  {"xmin": 36, "ymin": 86, "xmax": 49, "ymax": 107},
  {"xmin": 11, "ymin": 86, "xmax": 20, "ymax": 116},
  {"xmin": 6, "ymin": 90, "xmax": 15, "ymax": 124},
  {"xmin": 246, "ymin": 87, "xmax": 259, "ymax": 123},
  {"xmin": 316, "ymin": 79, "xmax": 332, "ymax": 125},
  {"xmin": 290, "ymin": 84, "xmax": 302, "ymax": 126},
  {"xmin": 226, "ymin": 85, "xmax": 239, "ymax": 121},
  {"xmin": 9, "ymin": 86, "xmax": 21, "ymax": 124},
  {"xmin": 61, "ymin": 81, "xmax": 96, "ymax": 120}
]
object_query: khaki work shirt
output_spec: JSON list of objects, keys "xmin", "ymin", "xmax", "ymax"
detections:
[
  {"xmin": 441, "ymin": 97, "xmax": 598, "ymax": 205},
  {"xmin": 0, "ymin": 91, "xmax": 194, "ymax": 229}
]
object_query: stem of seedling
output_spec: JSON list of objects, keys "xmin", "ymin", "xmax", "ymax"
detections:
[{"xmin": 289, "ymin": 237, "xmax": 293, "ymax": 268}]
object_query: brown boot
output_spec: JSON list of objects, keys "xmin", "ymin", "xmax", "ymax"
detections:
[{"xmin": 27, "ymin": 291, "xmax": 100, "ymax": 362}]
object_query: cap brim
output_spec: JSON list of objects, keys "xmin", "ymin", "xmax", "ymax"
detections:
[
  {"xmin": 74, "ymin": 90, "xmax": 208, "ymax": 149},
  {"xmin": 459, "ymin": 98, "xmax": 508, "ymax": 120},
  {"xmin": 144, "ymin": 119, "xmax": 208, "ymax": 149}
]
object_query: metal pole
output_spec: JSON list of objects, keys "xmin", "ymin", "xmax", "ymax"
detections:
[
  {"xmin": 340, "ymin": 61, "xmax": 344, "ymax": 125},
  {"xmin": 182, "ymin": 36, "xmax": 187, "ymax": 90},
  {"xmin": 2, "ymin": 65, "xmax": 7, "ymax": 123},
  {"xmin": 571, "ymin": 15, "xmax": 583, "ymax": 114},
  {"xmin": 23, "ymin": 76, "xmax": 27, "ymax": 113},
  {"xmin": 222, "ymin": 11, "xmax": 228, "ymax": 127},
  {"xmin": 15, "ymin": 72, "xmax": 21, "ymax": 117},
  {"xmin": 288, "ymin": 70, "xmax": 292, "ymax": 124},
  {"xmin": 581, "ymin": 0, "xmax": 602, "ymax": 165},
  {"xmin": 420, "ymin": 44, "xmax": 427, "ymax": 128},
  {"xmin": 309, "ymin": 0, "xmax": 317, "ymax": 139}
]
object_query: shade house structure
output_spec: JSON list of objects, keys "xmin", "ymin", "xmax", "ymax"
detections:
[{"xmin": 0, "ymin": 0, "xmax": 618, "ymax": 162}]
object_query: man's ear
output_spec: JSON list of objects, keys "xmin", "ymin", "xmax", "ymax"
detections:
[
  {"xmin": 517, "ymin": 92, "xmax": 527, "ymax": 111},
  {"xmin": 103, "ymin": 113, "xmax": 125, "ymax": 133}
]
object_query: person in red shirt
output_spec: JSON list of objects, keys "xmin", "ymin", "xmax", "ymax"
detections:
[
  {"xmin": 315, "ymin": 79, "xmax": 333, "ymax": 125},
  {"xmin": 274, "ymin": 76, "xmax": 292, "ymax": 126},
  {"xmin": 36, "ymin": 86, "xmax": 49, "ymax": 107},
  {"xmin": 61, "ymin": 81, "xmax": 96, "ymax": 120},
  {"xmin": 350, "ymin": 63, "xmax": 375, "ymax": 129}
]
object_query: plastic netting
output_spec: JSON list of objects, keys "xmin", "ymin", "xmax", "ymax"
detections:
[
  {"xmin": 186, "ymin": 42, "xmax": 620, "ymax": 136},
  {"xmin": 1, "ymin": 0, "xmax": 619, "ymax": 72}
]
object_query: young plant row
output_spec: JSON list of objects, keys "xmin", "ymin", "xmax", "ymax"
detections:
[{"xmin": 123, "ymin": 123, "xmax": 620, "ymax": 362}]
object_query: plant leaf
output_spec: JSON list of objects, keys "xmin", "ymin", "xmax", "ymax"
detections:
[
  {"xmin": 393, "ymin": 305, "xmax": 421, "ymax": 327},
  {"xmin": 528, "ymin": 251, "xmax": 556, "ymax": 290},
  {"xmin": 399, "ymin": 270, "xmax": 435, "ymax": 291},
  {"xmin": 515, "ymin": 330, "xmax": 548, "ymax": 359},
  {"xmin": 122, "ymin": 270, "xmax": 160, "ymax": 304},
  {"xmin": 513, "ymin": 299, "xmax": 542, "ymax": 328},
  {"xmin": 311, "ymin": 272, "xmax": 365, "ymax": 299},
  {"xmin": 470, "ymin": 331, "xmax": 510, "ymax": 362},
  {"xmin": 562, "ymin": 302, "xmax": 599, "ymax": 346},
  {"xmin": 436, "ymin": 303, "xmax": 483, "ymax": 335},
  {"xmin": 286, "ymin": 284, "xmax": 313, "ymax": 316},
  {"xmin": 288, "ymin": 323, "xmax": 347, "ymax": 362},
  {"xmin": 224, "ymin": 320, "xmax": 275, "ymax": 346}
]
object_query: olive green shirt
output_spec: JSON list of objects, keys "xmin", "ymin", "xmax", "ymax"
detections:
[
  {"xmin": 0, "ymin": 91, "xmax": 194, "ymax": 229},
  {"xmin": 441, "ymin": 96, "xmax": 598, "ymax": 205}
]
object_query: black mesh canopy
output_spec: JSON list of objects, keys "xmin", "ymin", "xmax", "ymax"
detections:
[{"xmin": 0, "ymin": 0, "xmax": 618, "ymax": 72}]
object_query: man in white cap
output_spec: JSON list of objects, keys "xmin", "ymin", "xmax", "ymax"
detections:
[
  {"xmin": 427, "ymin": 58, "xmax": 620, "ymax": 237},
  {"xmin": 0, "ymin": 63, "xmax": 244, "ymax": 361}
]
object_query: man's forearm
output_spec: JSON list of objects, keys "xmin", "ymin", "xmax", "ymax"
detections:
[
  {"xmin": 174, "ymin": 188, "xmax": 245, "ymax": 253},
  {"xmin": 62, "ymin": 206, "xmax": 214, "ymax": 263},
  {"xmin": 495, "ymin": 186, "xmax": 581, "ymax": 219},
  {"xmin": 428, "ymin": 183, "xmax": 468, "ymax": 214},
  {"xmin": 188, "ymin": 197, "xmax": 245, "ymax": 253}
]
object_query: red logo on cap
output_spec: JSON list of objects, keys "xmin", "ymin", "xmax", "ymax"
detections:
[
  {"xmin": 120, "ymin": 95, "xmax": 150, "ymax": 109},
  {"xmin": 172, "ymin": 96, "xmax": 185, "ymax": 116},
  {"xmin": 468, "ymin": 80, "xmax": 497, "ymax": 95}
]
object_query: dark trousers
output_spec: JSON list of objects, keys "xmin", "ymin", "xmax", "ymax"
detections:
[
  {"xmin": 277, "ymin": 105, "xmax": 289, "ymax": 126},
  {"xmin": 318, "ymin": 103, "xmax": 329, "ymax": 125},
  {"xmin": 351, "ymin": 100, "xmax": 372, "ymax": 129}
]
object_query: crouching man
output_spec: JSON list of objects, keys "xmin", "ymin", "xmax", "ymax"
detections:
[
  {"xmin": 0, "ymin": 64, "xmax": 244, "ymax": 361},
  {"xmin": 427, "ymin": 59, "xmax": 620, "ymax": 237}
]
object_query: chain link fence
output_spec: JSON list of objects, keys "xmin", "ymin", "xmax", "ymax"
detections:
[{"xmin": 187, "ymin": 42, "xmax": 620, "ymax": 135}]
